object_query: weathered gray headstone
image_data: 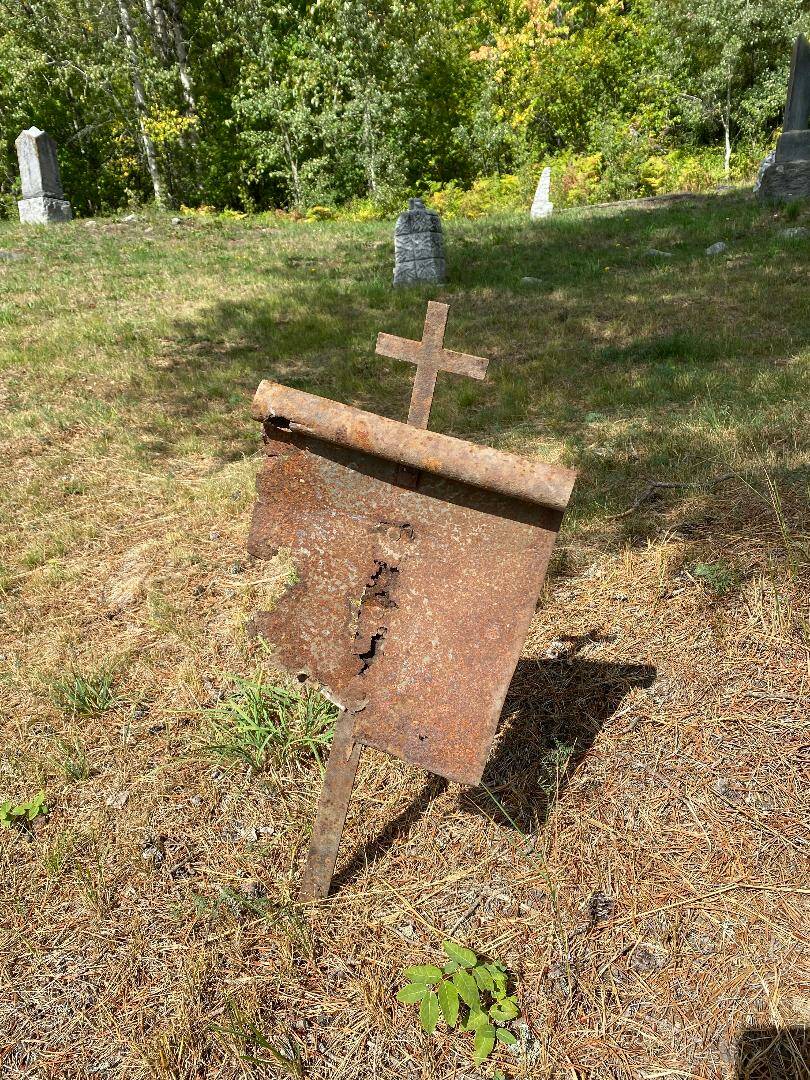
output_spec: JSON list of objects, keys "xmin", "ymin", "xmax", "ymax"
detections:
[
  {"xmin": 530, "ymin": 167, "xmax": 553, "ymax": 220},
  {"xmin": 783, "ymin": 34, "xmax": 810, "ymax": 133},
  {"xmin": 757, "ymin": 35, "xmax": 810, "ymax": 200},
  {"xmin": 15, "ymin": 128, "xmax": 73, "ymax": 224},
  {"xmin": 393, "ymin": 198, "xmax": 446, "ymax": 286}
]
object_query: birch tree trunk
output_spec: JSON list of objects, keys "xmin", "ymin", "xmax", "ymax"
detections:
[
  {"xmin": 117, "ymin": 0, "xmax": 169, "ymax": 205},
  {"xmin": 722, "ymin": 81, "xmax": 732, "ymax": 176},
  {"xmin": 167, "ymin": 0, "xmax": 198, "ymax": 125}
]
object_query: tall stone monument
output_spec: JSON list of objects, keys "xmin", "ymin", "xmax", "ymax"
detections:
[
  {"xmin": 756, "ymin": 35, "xmax": 810, "ymax": 200},
  {"xmin": 393, "ymin": 198, "xmax": 446, "ymax": 285},
  {"xmin": 530, "ymin": 166, "xmax": 553, "ymax": 220},
  {"xmin": 15, "ymin": 128, "xmax": 73, "ymax": 224}
]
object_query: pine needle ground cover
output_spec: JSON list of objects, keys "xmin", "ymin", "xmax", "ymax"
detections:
[{"xmin": 1, "ymin": 193, "xmax": 808, "ymax": 1078}]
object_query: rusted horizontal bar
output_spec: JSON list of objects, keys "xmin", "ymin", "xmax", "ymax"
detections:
[{"xmin": 252, "ymin": 381, "xmax": 577, "ymax": 512}]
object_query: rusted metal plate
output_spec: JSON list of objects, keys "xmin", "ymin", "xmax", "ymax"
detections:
[
  {"xmin": 247, "ymin": 301, "xmax": 577, "ymax": 898},
  {"xmin": 248, "ymin": 425, "xmax": 564, "ymax": 785}
]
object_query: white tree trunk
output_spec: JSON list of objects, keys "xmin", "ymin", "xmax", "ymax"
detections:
[
  {"xmin": 722, "ymin": 83, "xmax": 732, "ymax": 176},
  {"xmin": 283, "ymin": 131, "xmax": 302, "ymax": 207},
  {"xmin": 117, "ymin": 0, "xmax": 168, "ymax": 204},
  {"xmin": 167, "ymin": 0, "xmax": 198, "ymax": 126}
]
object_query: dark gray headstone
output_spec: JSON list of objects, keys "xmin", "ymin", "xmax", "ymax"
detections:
[
  {"xmin": 776, "ymin": 129, "xmax": 810, "ymax": 161},
  {"xmin": 757, "ymin": 35, "xmax": 810, "ymax": 199},
  {"xmin": 783, "ymin": 34, "xmax": 810, "ymax": 132},
  {"xmin": 393, "ymin": 198, "xmax": 446, "ymax": 286},
  {"xmin": 757, "ymin": 159, "xmax": 810, "ymax": 201},
  {"xmin": 15, "ymin": 127, "xmax": 73, "ymax": 224}
]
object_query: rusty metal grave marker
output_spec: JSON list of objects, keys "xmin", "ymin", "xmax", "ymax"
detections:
[{"xmin": 247, "ymin": 301, "xmax": 577, "ymax": 900}]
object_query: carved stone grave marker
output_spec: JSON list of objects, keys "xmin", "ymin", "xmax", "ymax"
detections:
[
  {"xmin": 247, "ymin": 302, "xmax": 577, "ymax": 899},
  {"xmin": 16, "ymin": 127, "xmax": 73, "ymax": 225},
  {"xmin": 757, "ymin": 35, "xmax": 810, "ymax": 199},
  {"xmin": 393, "ymin": 198, "xmax": 446, "ymax": 285}
]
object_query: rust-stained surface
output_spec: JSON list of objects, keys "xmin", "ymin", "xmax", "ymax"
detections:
[
  {"xmin": 249, "ymin": 426, "xmax": 565, "ymax": 785},
  {"xmin": 247, "ymin": 302, "xmax": 576, "ymax": 896},
  {"xmin": 251, "ymin": 382, "xmax": 575, "ymax": 512}
]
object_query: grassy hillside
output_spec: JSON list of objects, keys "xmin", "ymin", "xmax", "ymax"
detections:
[{"xmin": 1, "ymin": 194, "xmax": 808, "ymax": 1079}]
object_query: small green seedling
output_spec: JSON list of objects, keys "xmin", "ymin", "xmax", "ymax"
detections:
[
  {"xmin": 398, "ymin": 941, "xmax": 520, "ymax": 1065},
  {"xmin": 0, "ymin": 791, "xmax": 48, "ymax": 830},
  {"xmin": 692, "ymin": 559, "xmax": 740, "ymax": 596}
]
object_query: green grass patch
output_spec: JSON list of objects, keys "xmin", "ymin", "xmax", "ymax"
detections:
[{"xmin": 205, "ymin": 677, "xmax": 336, "ymax": 774}]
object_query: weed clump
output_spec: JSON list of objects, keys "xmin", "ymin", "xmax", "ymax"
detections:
[
  {"xmin": 205, "ymin": 677, "xmax": 335, "ymax": 774},
  {"xmin": 52, "ymin": 669, "xmax": 117, "ymax": 716}
]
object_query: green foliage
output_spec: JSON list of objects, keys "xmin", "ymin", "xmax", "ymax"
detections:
[
  {"xmin": 53, "ymin": 669, "xmax": 117, "ymax": 717},
  {"xmin": 205, "ymin": 677, "xmax": 336, "ymax": 773},
  {"xmin": 0, "ymin": 0, "xmax": 796, "ymax": 213},
  {"xmin": 649, "ymin": 0, "xmax": 804, "ymax": 170},
  {"xmin": 0, "ymin": 791, "xmax": 48, "ymax": 829},
  {"xmin": 398, "ymin": 941, "xmax": 520, "ymax": 1064}
]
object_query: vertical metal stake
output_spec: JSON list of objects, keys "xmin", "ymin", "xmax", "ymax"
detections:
[{"xmin": 299, "ymin": 710, "xmax": 362, "ymax": 901}]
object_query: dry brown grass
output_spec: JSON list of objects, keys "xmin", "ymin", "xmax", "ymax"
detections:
[{"xmin": 1, "ymin": 199, "xmax": 809, "ymax": 1079}]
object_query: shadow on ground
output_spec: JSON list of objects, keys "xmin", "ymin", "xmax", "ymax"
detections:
[
  {"xmin": 331, "ymin": 644, "xmax": 655, "ymax": 889},
  {"xmin": 137, "ymin": 189, "xmax": 807, "ymax": 536},
  {"xmin": 736, "ymin": 1025, "xmax": 810, "ymax": 1079}
]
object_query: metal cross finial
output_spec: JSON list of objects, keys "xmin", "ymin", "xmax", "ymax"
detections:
[{"xmin": 375, "ymin": 301, "xmax": 489, "ymax": 429}]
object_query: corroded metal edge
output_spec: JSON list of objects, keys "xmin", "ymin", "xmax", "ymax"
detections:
[{"xmin": 252, "ymin": 381, "xmax": 576, "ymax": 512}]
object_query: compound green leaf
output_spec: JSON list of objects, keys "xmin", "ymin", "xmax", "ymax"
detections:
[
  {"xmin": 472, "ymin": 1022, "xmax": 496, "ymax": 1064},
  {"xmin": 496, "ymin": 1028, "xmax": 518, "ymax": 1045},
  {"xmin": 473, "ymin": 964, "xmax": 494, "ymax": 992},
  {"xmin": 452, "ymin": 968, "xmax": 480, "ymax": 1011},
  {"xmin": 442, "ymin": 941, "xmax": 477, "ymax": 968},
  {"xmin": 403, "ymin": 965, "xmax": 442, "ymax": 985},
  {"xmin": 490, "ymin": 998, "xmax": 519, "ymax": 1023},
  {"xmin": 396, "ymin": 982, "xmax": 428, "ymax": 1004}
]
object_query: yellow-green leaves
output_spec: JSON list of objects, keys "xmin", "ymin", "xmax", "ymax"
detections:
[
  {"xmin": 396, "ymin": 941, "xmax": 520, "ymax": 1065},
  {"xmin": 490, "ymin": 998, "xmax": 519, "ymax": 1023},
  {"xmin": 0, "ymin": 791, "xmax": 48, "ymax": 829}
]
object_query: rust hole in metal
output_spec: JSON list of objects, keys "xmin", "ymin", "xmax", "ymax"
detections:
[{"xmin": 354, "ymin": 560, "xmax": 399, "ymax": 676}]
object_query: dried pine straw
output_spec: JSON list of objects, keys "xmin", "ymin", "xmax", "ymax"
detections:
[{"xmin": 1, "ymin": 452, "xmax": 808, "ymax": 1078}]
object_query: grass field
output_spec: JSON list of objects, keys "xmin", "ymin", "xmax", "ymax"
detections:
[{"xmin": 1, "ymin": 192, "xmax": 808, "ymax": 1079}]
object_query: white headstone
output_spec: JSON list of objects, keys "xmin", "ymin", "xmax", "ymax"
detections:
[
  {"xmin": 15, "ymin": 127, "xmax": 73, "ymax": 225},
  {"xmin": 530, "ymin": 167, "xmax": 553, "ymax": 220}
]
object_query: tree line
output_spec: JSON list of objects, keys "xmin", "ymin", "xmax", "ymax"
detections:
[{"xmin": 0, "ymin": 0, "xmax": 807, "ymax": 216}]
